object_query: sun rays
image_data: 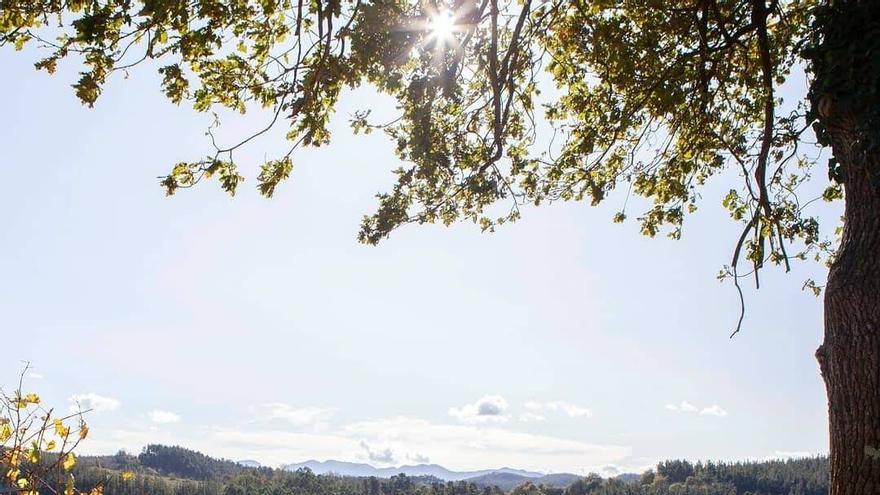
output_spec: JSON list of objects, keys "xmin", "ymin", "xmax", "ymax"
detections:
[{"xmin": 426, "ymin": 9, "xmax": 458, "ymax": 44}]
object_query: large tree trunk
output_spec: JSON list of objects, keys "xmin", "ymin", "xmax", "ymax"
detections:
[{"xmin": 816, "ymin": 107, "xmax": 880, "ymax": 493}]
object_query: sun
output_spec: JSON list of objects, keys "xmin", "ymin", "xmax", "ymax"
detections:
[{"xmin": 426, "ymin": 10, "xmax": 457, "ymax": 42}]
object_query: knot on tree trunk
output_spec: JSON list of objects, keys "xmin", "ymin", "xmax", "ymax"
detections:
[
  {"xmin": 818, "ymin": 94, "xmax": 835, "ymax": 120},
  {"xmin": 815, "ymin": 343, "xmax": 829, "ymax": 379}
]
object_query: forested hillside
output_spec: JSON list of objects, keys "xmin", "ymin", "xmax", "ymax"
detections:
[
  {"xmin": 466, "ymin": 472, "xmax": 581, "ymax": 491},
  {"xmin": 560, "ymin": 457, "xmax": 829, "ymax": 495},
  {"xmin": 137, "ymin": 444, "xmax": 259, "ymax": 481},
  {"xmin": 24, "ymin": 445, "xmax": 828, "ymax": 495}
]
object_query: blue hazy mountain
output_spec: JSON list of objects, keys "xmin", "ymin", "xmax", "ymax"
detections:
[{"xmin": 282, "ymin": 460, "xmax": 546, "ymax": 481}]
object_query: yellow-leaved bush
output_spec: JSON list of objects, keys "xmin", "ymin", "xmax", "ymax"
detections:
[{"xmin": 0, "ymin": 366, "xmax": 124, "ymax": 495}]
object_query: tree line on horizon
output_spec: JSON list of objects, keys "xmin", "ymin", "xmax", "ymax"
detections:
[{"xmin": 13, "ymin": 444, "xmax": 828, "ymax": 495}]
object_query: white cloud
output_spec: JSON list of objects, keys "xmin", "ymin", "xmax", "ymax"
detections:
[
  {"xmin": 600, "ymin": 464, "xmax": 621, "ymax": 476},
  {"xmin": 407, "ymin": 453, "xmax": 430, "ymax": 463},
  {"xmin": 251, "ymin": 403, "xmax": 335, "ymax": 430},
  {"xmin": 26, "ymin": 371, "xmax": 44, "ymax": 380},
  {"xmin": 82, "ymin": 426, "xmax": 357, "ymax": 467},
  {"xmin": 548, "ymin": 401, "xmax": 591, "ymax": 418},
  {"xmin": 665, "ymin": 401, "xmax": 727, "ymax": 417},
  {"xmin": 70, "ymin": 393, "xmax": 120, "ymax": 413},
  {"xmin": 519, "ymin": 412, "xmax": 547, "ymax": 423},
  {"xmin": 149, "ymin": 410, "xmax": 181, "ymax": 424},
  {"xmin": 700, "ymin": 405, "xmax": 728, "ymax": 417},
  {"xmin": 359, "ymin": 440, "xmax": 396, "ymax": 464},
  {"xmin": 449, "ymin": 395, "xmax": 509, "ymax": 423},
  {"xmin": 344, "ymin": 416, "xmax": 630, "ymax": 473},
  {"xmin": 78, "ymin": 414, "xmax": 634, "ymax": 473},
  {"xmin": 76, "ymin": 427, "xmax": 178, "ymax": 457},
  {"xmin": 204, "ymin": 428, "xmax": 360, "ymax": 467},
  {"xmin": 523, "ymin": 401, "xmax": 592, "ymax": 419},
  {"xmin": 664, "ymin": 401, "xmax": 698, "ymax": 413}
]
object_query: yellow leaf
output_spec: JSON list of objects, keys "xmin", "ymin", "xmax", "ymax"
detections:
[
  {"xmin": 46, "ymin": 440, "xmax": 56, "ymax": 451},
  {"xmin": 0, "ymin": 422, "xmax": 12, "ymax": 442},
  {"xmin": 27, "ymin": 443, "xmax": 40, "ymax": 464},
  {"xmin": 24, "ymin": 393, "xmax": 40, "ymax": 404},
  {"xmin": 122, "ymin": 471, "xmax": 135, "ymax": 481},
  {"xmin": 17, "ymin": 478, "xmax": 29, "ymax": 488},
  {"xmin": 79, "ymin": 424, "xmax": 89, "ymax": 440},
  {"xmin": 63, "ymin": 452, "xmax": 76, "ymax": 471},
  {"xmin": 55, "ymin": 419, "xmax": 70, "ymax": 438},
  {"xmin": 64, "ymin": 478, "xmax": 75, "ymax": 495}
]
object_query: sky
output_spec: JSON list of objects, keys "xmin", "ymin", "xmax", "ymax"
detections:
[{"xmin": 0, "ymin": 44, "xmax": 835, "ymax": 477}]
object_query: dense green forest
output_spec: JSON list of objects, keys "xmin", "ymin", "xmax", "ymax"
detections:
[{"xmin": 9, "ymin": 445, "xmax": 826, "ymax": 495}]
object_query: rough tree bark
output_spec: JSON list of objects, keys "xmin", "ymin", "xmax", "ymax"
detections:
[{"xmin": 816, "ymin": 103, "xmax": 880, "ymax": 494}]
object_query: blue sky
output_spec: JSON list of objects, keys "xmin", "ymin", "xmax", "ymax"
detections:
[{"xmin": 1, "ymin": 47, "xmax": 833, "ymax": 476}]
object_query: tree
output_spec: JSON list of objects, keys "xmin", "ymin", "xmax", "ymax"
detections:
[
  {"xmin": 511, "ymin": 481, "xmax": 545, "ymax": 495},
  {"xmin": 1, "ymin": 0, "xmax": 877, "ymax": 491},
  {"xmin": 656, "ymin": 461, "xmax": 695, "ymax": 485},
  {"xmin": 0, "ymin": 366, "xmax": 99, "ymax": 495},
  {"xmin": 565, "ymin": 475, "xmax": 603, "ymax": 495}
]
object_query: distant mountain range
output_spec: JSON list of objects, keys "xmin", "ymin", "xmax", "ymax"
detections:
[{"xmin": 282, "ymin": 460, "xmax": 549, "ymax": 482}]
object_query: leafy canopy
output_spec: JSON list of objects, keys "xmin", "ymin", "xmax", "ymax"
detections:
[{"xmin": 1, "ymin": 0, "xmax": 841, "ymax": 304}]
